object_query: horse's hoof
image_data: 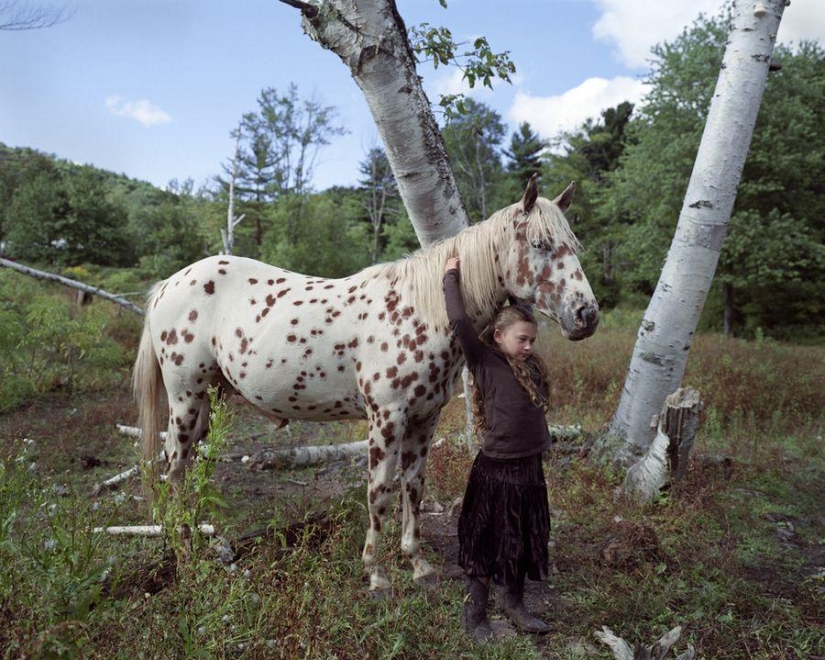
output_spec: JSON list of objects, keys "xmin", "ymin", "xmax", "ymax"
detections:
[
  {"xmin": 369, "ymin": 586, "xmax": 393, "ymax": 601},
  {"xmin": 413, "ymin": 571, "xmax": 440, "ymax": 591}
]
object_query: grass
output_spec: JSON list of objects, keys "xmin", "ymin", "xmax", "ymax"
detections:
[{"xmin": 0, "ymin": 299, "xmax": 823, "ymax": 659}]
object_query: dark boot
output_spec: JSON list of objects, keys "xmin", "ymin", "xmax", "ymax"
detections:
[
  {"xmin": 461, "ymin": 576, "xmax": 493, "ymax": 643},
  {"xmin": 498, "ymin": 575, "xmax": 550, "ymax": 634}
]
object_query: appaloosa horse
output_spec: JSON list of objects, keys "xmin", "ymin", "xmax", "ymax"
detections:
[{"xmin": 133, "ymin": 176, "xmax": 599, "ymax": 591}]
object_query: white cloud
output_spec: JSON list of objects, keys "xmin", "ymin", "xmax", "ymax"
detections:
[
  {"xmin": 591, "ymin": 0, "xmax": 825, "ymax": 69},
  {"xmin": 428, "ymin": 66, "xmax": 498, "ymax": 101},
  {"xmin": 777, "ymin": 1, "xmax": 825, "ymax": 45},
  {"xmin": 105, "ymin": 95, "xmax": 171, "ymax": 127},
  {"xmin": 508, "ymin": 76, "xmax": 647, "ymax": 141},
  {"xmin": 592, "ymin": 0, "xmax": 722, "ymax": 69}
]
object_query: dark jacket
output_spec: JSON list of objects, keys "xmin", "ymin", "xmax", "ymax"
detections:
[{"xmin": 443, "ymin": 269, "xmax": 551, "ymax": 459}]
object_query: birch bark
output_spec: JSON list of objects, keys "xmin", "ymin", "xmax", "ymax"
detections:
[
  {"xmin": 282, "ymin": 0, "xmax": 470, "ymax": 246},
  {"xmin": 600, "ymin": 0, "xmax": 788, "ymax": 464}
]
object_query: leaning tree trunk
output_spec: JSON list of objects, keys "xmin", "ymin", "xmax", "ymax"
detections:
[
  {"xmin": 595, "ymin": 0, "xmax": 788, "ymax": 466},
  {"xmin": 0, "ymin": 257, "xmax": 145, "ymax": 315},
  {"xmin": 281, "ymin": 0, "xmax": 470, "ymax": 247}
]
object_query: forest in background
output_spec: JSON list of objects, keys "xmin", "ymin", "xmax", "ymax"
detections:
[{"xmin": 1, "ymin": 9, "xmax": 823, "ymax": 342}]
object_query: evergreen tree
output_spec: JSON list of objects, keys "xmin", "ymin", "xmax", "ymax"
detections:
[
  {"xmin": 226, "ymin": 84, "xmax": 348, "ymax": 252},
  {"xmin": 58, "ymin": 166, "xmax": 133, "ymax": 267},
  {"xmin": 261, "ymin": 189, "xmax": 369, "ymax": 277},
  {"xmin": 4, "ymin": 168, "xmax": 64, "ymax": 263},
  {"xmin": 358, "ymin": 147, "xmax": 400, "ymax": 264},
  {"xmin": 504, "ymin": 122, "xmax": 546, "ymax": 190},
  {"xmin": 543, "ymin": 102, "xmax": 635, "ymax": 307},
  {"xmin": 441, "ymin": 98, "xmax": 507, "ymax": 223},
  {"xmin": 125, "ymin": 183, "xmax": 209, "ymax": 277}
]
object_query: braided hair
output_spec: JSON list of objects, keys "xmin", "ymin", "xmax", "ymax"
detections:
[{"xmin": 471, "ymin": 304, "xmax": 551, "ymax": 436}]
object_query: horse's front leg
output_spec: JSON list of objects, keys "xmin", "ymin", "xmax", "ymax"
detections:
[
  {"xmin": 400, "ymin": 414, "xmax": 440, "ymax": 587},
  {"xmin": 362, "ymin": 408, "xmax": 406, "ymax": 593}
]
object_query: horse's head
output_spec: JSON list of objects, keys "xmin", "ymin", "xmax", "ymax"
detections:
[{"xmin": 501, "ymin": 176, "xmax": 599, "ymax": 341}]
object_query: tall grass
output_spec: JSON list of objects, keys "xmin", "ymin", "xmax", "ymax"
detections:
[
  {"xmin": 0, "ymin": 298, "xmax": 823, "ymax": 659},
  {"xmin": 537, "ymin": 309, "xmax": 825, "ymax": 448}
]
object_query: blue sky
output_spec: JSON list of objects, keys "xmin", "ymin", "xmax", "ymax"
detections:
[{"xmin": 2, "ymin": 0, "xmax": 823, "ymax": 192}]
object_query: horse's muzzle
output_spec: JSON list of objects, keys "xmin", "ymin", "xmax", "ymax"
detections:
[{"xmin": 559, "ymin": 300, "xmax": 599, "ymax": 341}]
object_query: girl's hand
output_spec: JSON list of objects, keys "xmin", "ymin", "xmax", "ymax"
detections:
[{"xmin": 445, "ymin": 256, "xmax": 460, "ymax": 273}]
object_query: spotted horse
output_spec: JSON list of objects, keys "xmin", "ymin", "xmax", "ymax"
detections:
[{"xmin": 133, "ymin": 175, "xmax": 599, "ymax": 592}]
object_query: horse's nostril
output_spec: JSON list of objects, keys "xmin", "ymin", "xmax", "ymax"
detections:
[{"xmin": 575, "ymin": 304, "xmax": 597, "ymax": 327}]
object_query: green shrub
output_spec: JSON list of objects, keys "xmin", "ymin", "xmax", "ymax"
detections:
[{"xmin": 0, "ymin": 272, "xmax": 132, "ymax": 410}]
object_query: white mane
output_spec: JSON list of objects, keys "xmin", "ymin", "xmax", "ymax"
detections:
[{"xmin": 367, "ymin": 196, "xmax": 580, "ymax": 328}]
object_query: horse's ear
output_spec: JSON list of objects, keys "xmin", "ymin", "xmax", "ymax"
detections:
[
  {"xmin": 521, "ymin": 173, "xmax": 539, "ymax": 214},
  {"xmin": 552, "ymin": 181, "xmax": 577, "ymax": 212}
]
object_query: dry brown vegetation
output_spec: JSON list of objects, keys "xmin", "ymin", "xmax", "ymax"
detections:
[{"xmin": 0, "ymin": 305, "xmax": 823, "ymax": 659}]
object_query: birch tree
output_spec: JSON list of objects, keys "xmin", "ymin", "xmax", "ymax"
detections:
[
  {"xmin": 359, "ymin": 146, "xmax": 399, "ymax": 264},
  {"xmin": 596, "ymin": 0, "xmax": 789, "ymax": 467},
  {"xmin": 280, "ymin": 0, "xmax": 472, "ymax": 247},
  {"xmin": 221, "ymin": 128, "xmax": 245, "ymax": 255}
]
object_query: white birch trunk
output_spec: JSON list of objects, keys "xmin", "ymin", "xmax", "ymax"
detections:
[
  {"xmin": 601, "ymin": 0, "xmax": 788, "ymax": 464},
  {"xmin": 92, "ymin": 524, "xmax": 216, "ymax": 536},
  {"xmin": 221, "ymin": 129, "xmax": 245, "ymax": 256},
  {"xmin": 461, "ymin": 366, "xmax": 474, "ymax": 450},
  {"xmin": 283, "ymin": 0, "xmax": 470, "ymax": 247},
  {"xmin": 244, "ymin": 439, "xmax": 368, "ymax": 470}
]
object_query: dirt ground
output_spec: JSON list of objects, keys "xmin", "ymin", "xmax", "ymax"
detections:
[
  {"xmin": 0, "ymin": 388, "xmax": 565, "ymax": 636},
  {"xmin": 4, "ymin": 389, "xmax": 822, "ymax": 650}
]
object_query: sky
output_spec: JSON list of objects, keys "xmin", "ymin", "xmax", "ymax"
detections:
[{"xmin": 2, "ymin": 0, "xmax": 824, "ymax": 193}]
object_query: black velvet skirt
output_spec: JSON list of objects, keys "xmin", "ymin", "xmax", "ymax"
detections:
[{"xmin": 457, "ymin": 452, "xmax": 550, "ymax": 587}]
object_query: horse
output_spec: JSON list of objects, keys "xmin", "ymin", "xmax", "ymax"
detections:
[{"xmin": 133, "ymin": 175, "xmax": 599, "ymax": 591}]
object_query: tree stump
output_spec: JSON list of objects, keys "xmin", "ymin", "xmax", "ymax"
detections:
[
  {"xmin": 621, "ymin": 387, "xmax": 703, "ymax": 503},
  {"xmin": 663, "ymin": 387, "xmax": 702, "ymax": 481},
  {"xmin": 594, "ymin": 625, "xmax": 695, "ymax": 660}
]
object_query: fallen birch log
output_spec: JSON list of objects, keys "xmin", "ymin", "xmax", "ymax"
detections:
[
  {"xmin": 115, "ymin": 424, "xmax": 368, "ymax": 469},
  {"xmin": 245, "ymin": 440, "xmax": 369, "ymax": 470},
  {"xmin": 594, "ymin": 625, "xmax": 695, "ymax": 660},
  {"xmin": 621, "ymin": 387, "xmax": 703, "ymax": 503},
  {"xmin": 117, "ymin": 423, "xmax": 166, "ymax": 441},
  {"xmin": 92, "ymin": 524, "xmax": 216, "ymax": 536},
  {"xmin": 116, "ymin": 422, "xmax": 583, "ymax": 472},
  {"xmin": 549, "ymin": 423, "xmax": 583, "ymax": 440},
  {"xmin": 0, "ymin": 257, "xmax": 145, "ymax": 315},
  {"xmin": 92, "ymin": 464, "xmax": 142, "ymax": 496}
]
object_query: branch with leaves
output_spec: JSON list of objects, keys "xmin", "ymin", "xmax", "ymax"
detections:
[{"xmin": 408, "ymin": 22, "xmax": 515, "ymax": 120}]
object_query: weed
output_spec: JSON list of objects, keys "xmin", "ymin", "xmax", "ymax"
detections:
[{"xmin": 0, "ymin": 308, "xmax": 823, "ymax": 658}]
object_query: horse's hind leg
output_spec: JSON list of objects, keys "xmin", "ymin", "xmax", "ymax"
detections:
[
  {"xmin": 400, "ymin": 415, "xmax": 440, "ymax": 587},
  {"xmin": 362, "ymin": 408, "xmax": 407, "ymax": 592},
  {"xmin": 163, "ymin": 382, "xmax": 211, "ymax": 486}
]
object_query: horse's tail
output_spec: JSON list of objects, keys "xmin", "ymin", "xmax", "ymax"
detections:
[{"xmin": 133, "ymin": 284, "xmax": 164, "ymax": 468}]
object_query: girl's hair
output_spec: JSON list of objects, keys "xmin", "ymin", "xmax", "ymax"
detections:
[{"xmin": 472, "ymin": 304, "xmax": 551, "ymax": 436}]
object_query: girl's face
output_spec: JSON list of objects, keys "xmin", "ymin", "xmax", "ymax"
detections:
[{"xmin": 494, "ymin": 321, "xmax": 538, "ymax": 362}]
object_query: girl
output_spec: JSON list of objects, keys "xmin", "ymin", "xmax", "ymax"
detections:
[{"xmin": 443, "ymin": 256, "xmax": 552, "ymax": 642}]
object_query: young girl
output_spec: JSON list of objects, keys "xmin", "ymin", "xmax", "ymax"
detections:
[{"xmin": 443, "ymin": 256, "xmax": 552, "ymax": 642}]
